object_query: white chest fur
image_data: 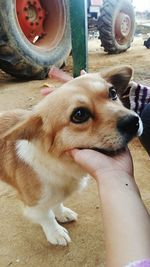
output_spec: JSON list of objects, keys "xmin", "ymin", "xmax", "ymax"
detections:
[{"xmin": 16, "ymin": 140, "xmax": 86, "ymax": 207}]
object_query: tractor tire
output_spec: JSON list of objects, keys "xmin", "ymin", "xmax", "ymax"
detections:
[
  {"xmin": 99, "ymin": 0, "xmax": 135, "ymax": 54},
  {"xmin": 0, "ymin": 0, "xmax": 71, "ymax": 79}
]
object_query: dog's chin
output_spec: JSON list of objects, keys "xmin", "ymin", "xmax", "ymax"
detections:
[{"xmin": 78, "ymin": 146, "xmax": 126, "ymax": 156}]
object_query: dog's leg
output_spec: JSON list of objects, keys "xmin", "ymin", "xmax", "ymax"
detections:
[
  {"xmin": 24, "ymin": 206, "xmax": 71, "ymax": 246},
  {"xmin": 53, "ymin": 203, "xmax": 78, "ymax": 223}
]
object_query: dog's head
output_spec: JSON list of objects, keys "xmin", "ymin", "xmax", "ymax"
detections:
[{"xmin": 0, "ymin": 66, "xmax": 142, "ymax": 156}]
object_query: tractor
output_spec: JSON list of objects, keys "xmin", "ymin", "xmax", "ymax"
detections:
[{"xmin": 0, "ymin": 0, "xmax": 135, "ymax": 79}]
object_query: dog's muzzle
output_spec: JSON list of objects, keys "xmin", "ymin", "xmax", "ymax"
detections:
[{"xmin": 117, "ymin": 114, "xmax": 143, "ymax": 142}]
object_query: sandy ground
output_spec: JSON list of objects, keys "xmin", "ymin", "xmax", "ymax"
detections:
[{"xmin": 0, "ymin": 37, "xmax": 149, "ymax": 267}]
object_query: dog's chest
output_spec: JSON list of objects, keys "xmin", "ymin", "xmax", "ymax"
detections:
[{"xmin": 16, "ymin": 140, "xmax": 84, "ymax": 202}]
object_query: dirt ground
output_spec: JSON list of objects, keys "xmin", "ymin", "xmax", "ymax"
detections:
[{"xmin": 0, "ymin": 37, "xmax": 149, "ymax": 267}]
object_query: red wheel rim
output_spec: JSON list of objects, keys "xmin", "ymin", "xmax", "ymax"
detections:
[
  {"xmin": 16, "ymin": 0, "xmax": 66, "ymax": 49},
  {"xmin": 115, "ymin": 11, "xmax": 132, "ymax": 45},
  {"xmin": 16, "ymin": 0, "xmax": 46, "ymax": 43}
]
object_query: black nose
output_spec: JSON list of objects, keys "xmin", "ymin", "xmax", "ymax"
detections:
[{"xmin": 117, "ymin": 115, "xmax": 139, "ymax": 136}]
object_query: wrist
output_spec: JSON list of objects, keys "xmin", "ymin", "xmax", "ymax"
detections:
[{"xmin": 96, "ymin": 172, "xmax": 140, "ymax": 197}]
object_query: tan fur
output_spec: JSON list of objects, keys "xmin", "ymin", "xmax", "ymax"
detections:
[{"xmin": 0, "ymin": 66, "xmax": 142, "ymax": 245}]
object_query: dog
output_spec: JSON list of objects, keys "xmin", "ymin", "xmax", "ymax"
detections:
[{"xmin": 0, "ymin": 66, "xmax": 143, "ymax": 246}]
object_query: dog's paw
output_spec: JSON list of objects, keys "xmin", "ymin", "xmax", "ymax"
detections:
[
  {"xmin": 55, "ymin": 207, "xmax": 78, "ymax": 223},
  {"xmin": 45, "ymin": 224, "xmax": 71, "ymax": 246}
]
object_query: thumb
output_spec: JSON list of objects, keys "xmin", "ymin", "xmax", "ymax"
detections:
[{"xmin": 70, "ymin": 149, "xmax": 106, "ymax": 176}]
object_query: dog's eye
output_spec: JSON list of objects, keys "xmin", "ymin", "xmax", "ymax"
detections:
[
  {"xmin": 109, "ymin": 87, "xmax": 117, "ymax": 101},
  {"xmin": 71, "ymin": 107, "xmax": 92, "ymax": 124}
]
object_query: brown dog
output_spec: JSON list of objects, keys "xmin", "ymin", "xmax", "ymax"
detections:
[{"xmin": 0, "ymin": 66, "xmax": 142, "ymax": 246}]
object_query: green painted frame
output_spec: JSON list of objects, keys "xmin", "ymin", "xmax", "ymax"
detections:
[{"xmin": 69, "ymin": 0, "xmax": 88, "ymax": 77}]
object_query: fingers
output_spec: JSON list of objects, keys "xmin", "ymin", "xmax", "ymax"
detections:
[
  {"xmin": 40, "ymin": 87, "xmax": 55, "ymax": 96},
  {"xmin": 80, "ymin": 70, "xmax": 87, "ymax": 75},
  {"xmin": 48, "ymin": 66, "xmax": 73, "ymax": 82},
  {"xmin": 41, "ymin": 68, "xmax": 87, "ymax": 96}
]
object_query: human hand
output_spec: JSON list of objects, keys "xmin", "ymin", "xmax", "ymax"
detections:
[
  {"xmin": 41, "ymin": 67, "xmax": 87, "ymax": 95},
  {"xmin": 70, "ymin": 147, "xmax": 133, "ymax": 181}
]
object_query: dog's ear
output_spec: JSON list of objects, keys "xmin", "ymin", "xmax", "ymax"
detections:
[
  {"xmin": 0, "ymin": 110, "xmax": 43, "ymax": 141},
  {"xmin": 101, "ymin": 66, "xmax": 133, "ymax": 96}
]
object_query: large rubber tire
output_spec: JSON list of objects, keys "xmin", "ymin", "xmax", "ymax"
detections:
[
  {"xmin": 99, "ymin": 0, "xmax": 135, "ymax": 54},
  {"xmin": 0, "ymin": 0, "xmax": 71, "ymax": 79}
]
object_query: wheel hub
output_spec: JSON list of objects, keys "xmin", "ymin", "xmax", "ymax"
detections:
[
  {"xmin": 16, "ymin": 0, "xmax": 46, "ymax": 43},
  {"xmin": 27, "ymin": 5, "xmax": 37, "ymax": 22},
  {"xmin": 115, "ymin": 12, "xmax": 131, "ymax": 39}
]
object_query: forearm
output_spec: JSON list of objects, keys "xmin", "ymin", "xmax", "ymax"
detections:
[{"xmin": 97, "ymin": 174, "xmax": 150, "ymax": 267}]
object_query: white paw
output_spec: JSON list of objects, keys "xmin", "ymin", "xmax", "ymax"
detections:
[
  {"xmin": 44, "ymin": 224, "xmax": 71, "ymax": 246},
  {"xmin": 55, "ymin": 207, "xmax": 78, "ymax": 223}
]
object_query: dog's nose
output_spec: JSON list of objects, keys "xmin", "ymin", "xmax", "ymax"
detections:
[{"xmin": 117, "ymin": 115, "xmax": 139, "ymax": 136}]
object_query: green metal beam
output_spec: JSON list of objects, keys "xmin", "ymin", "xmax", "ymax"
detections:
[{"xmin": 69, "ymin": 0, "xmax": 88, "ymax": 77}]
